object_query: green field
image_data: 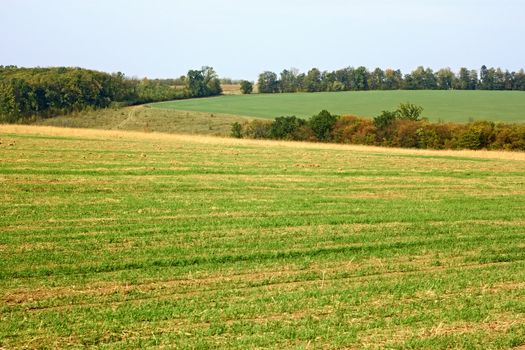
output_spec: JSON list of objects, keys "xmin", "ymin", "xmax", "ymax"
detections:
[
  {"xmin": 151, "ymin": 90, "xmax": 525, "ymax": 123},
  {"xmin": 1, "ymin": 126, "xmax": 525, "ymax": 349}
]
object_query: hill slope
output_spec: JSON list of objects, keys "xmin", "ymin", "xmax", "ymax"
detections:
[
  {"xmin": 35, "ymin": 106, "xmax": 251, "ymax": 136},
  {"xmin": 152, "ymin": 90, "xmax": 525, "ymax": 122}
]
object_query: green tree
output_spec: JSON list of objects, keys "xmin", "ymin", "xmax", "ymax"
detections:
[
  {"xmin": 186, "ymin": 67, "xmax": 222, "ymax": 97},
  {"xmin": 186, "ymin": 70, "xmax": 206, "ymax": 97},
  {"xmin": 457, "ymin": 68, "xmax": 471, "ymax": 90},
  {"xmin": 397, "ymin": 102, "xmax": 424, "ymax": 121},
  {"xmin": 304, "ymin": 68, "xmax": 322, "ymax": 92},
  {"xmin": 436, "ymin": 68, "xmax": 455, "ymax": 90},
  {"xmin": 353, "ymin": 66, "xmax": 369, "ymax": 90},
  {"xmin": 279, "ymin": 68, "xmax": 300, "ymax": 93},
  {"xmin": 202, "ymin": 66, "xmax": 222, "ymax": 96},
  {"xmin": 384, "ymin": 69, "xmax": 402, "ymax": 89},
  {"xmin": 239, "ymin": 80, "xmax": 253, "ymax": 94},
  {"xmin": 369, "ymin": 68, "xmax": 385, "ymax": 90},
  {"xmin": 257, "ymin": 71, "xmax": 279, "ymax": 93}
]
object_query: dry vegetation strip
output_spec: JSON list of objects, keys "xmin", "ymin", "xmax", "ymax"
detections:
[{"xmin": 1, "ymin": 125, "xmax": 525, "ymax": 349}]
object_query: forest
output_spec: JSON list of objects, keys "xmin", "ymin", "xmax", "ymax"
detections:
[
  {"xmin": 255, "ymin": 65, "xmax": 525, "ymax": 93},
  {"xmin": 0, "ymin": 66, "xmax": 221, "ymax": 122}
]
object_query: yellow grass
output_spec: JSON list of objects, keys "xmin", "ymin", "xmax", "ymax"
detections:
[{"xmin": 2, "ymin": 124, "xmax": 524, "ymax": 161}]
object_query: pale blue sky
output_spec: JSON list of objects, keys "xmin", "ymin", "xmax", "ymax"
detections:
[{"xmin": 1, "ymin": 0, "xmax": 524, "ymax": 80}]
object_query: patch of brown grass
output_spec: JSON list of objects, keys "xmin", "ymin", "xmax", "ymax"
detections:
[{"xmin": 2, "ymin": 125, "xmax": 524, "ymax": 161}]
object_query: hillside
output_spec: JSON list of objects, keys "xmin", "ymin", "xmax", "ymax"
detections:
[
  {"xmin": 151, "ymin": 90, "xmax": 525, "ymax": 123},
  {"xmin": 35, "ymin": 106, "xmax": 251, "ymax": 136}
]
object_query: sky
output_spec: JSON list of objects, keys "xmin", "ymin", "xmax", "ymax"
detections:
[{"xmin": 1, "ymin": 0, "xmax": 524, "ymax": 80}]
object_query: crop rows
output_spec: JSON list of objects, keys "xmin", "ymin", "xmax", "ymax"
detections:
[{"xmin": 1, "ymin": 127, "xmax": 525, "ymax": 349}]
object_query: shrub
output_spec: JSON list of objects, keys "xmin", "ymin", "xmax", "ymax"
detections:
[
  {"xmin": 373, "ymin": 110, "xmax": 398, "ymax": 130},
  {"xmin": 270, "ymin": 116, "xmax": 306, "ymax": 140},
  {"xmin": 242, "ymin": 120, "xmax": 272, "ymax": 139},
  {"xmin": 392, "ymin": 119, "xmax": 419, "ymax": 148},
  {"xmin": 332, "ymin": 116, "xmax": 376, "ymax": 145},
  {"xmin": 492, "ymin": 123, "xmax": 525, "ymax": 150},
  {"xmin": 230, "ymin": 122, "xmax": 242, "ymax": 138},
  {"xmin": 309, "ymin": 110, "xmax": 338, "ymax": 141},
  {"xmin": 396, "ymin": 102, "xmax": 424, "ymax": 121},
  {"xmin": 230, "ymin": 110, "xmax": 525, "ymax": 152},
  {"xmin": 458, "ymin": 121, "xmax": 495, "ymax": 149}
]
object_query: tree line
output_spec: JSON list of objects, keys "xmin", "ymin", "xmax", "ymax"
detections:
[
  {"xmin": 253, "ymin": 66, "xmax": 525, "ymax": 93},
  {"xmin": 0, "ymin": 66, "xmax": 222, "ymax": 122},
  {"xmin": 231, "ymin": 105, "xmax": 525, "ymax": 151}
]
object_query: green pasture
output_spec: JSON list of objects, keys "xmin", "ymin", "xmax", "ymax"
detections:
[
  {"xmin": 1, "ymin": 127, "xmax": 525, "ymax": 349},
  {"xmin": 151, "ymin": 90, "xmax": 525, "ymax": 123}
]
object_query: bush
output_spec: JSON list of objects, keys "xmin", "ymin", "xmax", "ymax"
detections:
[
  {"xmin": 332, "ymin": 116, "xmax": 376, "ymax": 145},
  {"xmin": 392, "ymin": 119, "xmax": 419, "ymax": 148},
  {"xmin": 242, "ymin": 120, "xmax": 273, "ymax": 139},
  {"xmin": 309, "ymin": 110, "xmax": 338, "ymax": 141},
  {"xmin": 373, "ymin": 110, "xmax": 398, "ymax": 129},
  {"xmin": 230, "ymin": 109, "xmax": 525, "ymax": 151},
  {"xmin": 230, "ymin": 122, "xmax": 242, "ymax": 138},
  {"xmin": 458, "ymin": 121, "xmax": 495, "ymax": 149},
  {"xmin": 417, "ymin": 123, "xmax": 458, "ymax": 149},
  {"xmin": 492, "ymin": 123, "xmax": 525, "ymax": 150},
  {"xmin": 270, "ymin": 116, "xmax": 306, "ymax": 140}
]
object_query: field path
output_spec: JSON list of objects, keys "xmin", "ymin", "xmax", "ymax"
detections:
[{"xmin": 114, "ymin": 105, "xmax": 140, "ymax": 129}]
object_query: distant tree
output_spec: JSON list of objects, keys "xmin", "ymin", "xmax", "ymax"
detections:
[
  {"xmin": 504, "ymin": 70, "xmax": 514, "ymax": 90},
  {"xmin": 457, "ymin": 67, "xmax": 471, "ymax": 90},
  {"xmin": 202, "ymin": 66, "xmax": 222, "ymax": 95},
  {"xmin": 479, "ymin": 65, "xmax": 495, "ymax": 90},
  {"xmin": 369, "ymin": 68, "xmax": 385, "ymax": 90},
  {"xmin": 469, "ymin": 69, "xmax": 479, "ymax": 89},
  {"xmin": 279, "ymin": 68, "xmax": 300, "ymax": 93},
  {"xmin": 384, "ymin": 69, "xmax": 403, "ymax": 90},
  {"xmin": 304, "ymin": 68, "xmax": 322, "ymax": 92},
  {"xmin": 320, "ymin": 71, "xmax": 336, "ymax": 91},
  {"xmin": 257, "ymin": 71, "xmax": 279, "ymax": 93},
  {"xmin": 514, "ymin": 69, "xmax": 525, "ymax": 90},
  {"xmin": 493, "ymin": 68, "xmax": 506, "ymax": 90},
  {"xmin": 239, "ymin": 80, "xmax": 253, "ymax": 94},
  {"xmin": 436, "ymin": 68, "xmax": 455, "ymax": 90},
  {"xmin": 353, "ymin": 66, "xmax": 369, "ymax": 90},
  {"xmin": 334, "ymin": 68, "xmax": 350, "ymax": 90},
  {"xmin": 409, "ymin": 66, "xmax": 437, "ymax": 89},
  {"xmin": 186, "ymin": 67, "xmax": 222, "ymax": 97},
  {"xmin": 186, "ymin": 69, "xmax": 206, "ymax": 97}
]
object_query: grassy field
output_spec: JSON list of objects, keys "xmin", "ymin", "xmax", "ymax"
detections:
[
  {"xmin": 1, "ymin": 125, "xmax": 525, "ymax": 349},
  {"xmin": 151, "ymin": 90, "xmax": 525, "ymax": 123},
  {"xmin": 35, "ymin": 106, "xmax": 251, "ymax": 136}
]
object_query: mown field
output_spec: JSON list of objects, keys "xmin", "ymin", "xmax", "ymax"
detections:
[
  {"xmin": 1, "ymin": 125, "xmax": 525, "ymax": 349},
  {"xmin": 151, "ymin": 90, "xmax": 525, "ymax": 123}
]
